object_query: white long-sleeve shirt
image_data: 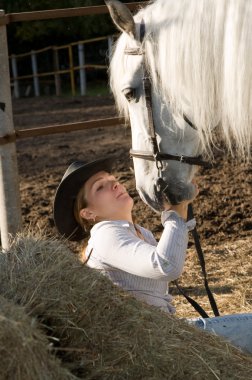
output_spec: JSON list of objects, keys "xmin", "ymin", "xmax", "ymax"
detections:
[{"xmin": 86, "ymin": 210, "xmax": 196, "ymax": 314}]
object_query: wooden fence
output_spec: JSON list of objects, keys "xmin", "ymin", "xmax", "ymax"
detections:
[
  {"xmin": 10, "ymin": 35, "xmax": 115, "ymax": 98},
  {"xmin": 0, "ymin": 2, "xmax": 147, "ymax": 250}
]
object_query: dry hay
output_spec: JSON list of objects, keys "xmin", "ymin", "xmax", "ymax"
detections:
[
  {"xmin": 0, "ymin": 295, "xmax": 76, "ymax": 380},
  {"xmin": 0, "ymin": 231, "xmax": 252, "ymax": 380}
]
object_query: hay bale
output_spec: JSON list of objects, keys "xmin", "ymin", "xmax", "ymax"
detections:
[
  {"xmin": 0, "ymin": 231, "xmax": 252, "ymax": 379},
  {"xmin": 0, "ymin": 295, "xmax": 76, "ymax": 380}
]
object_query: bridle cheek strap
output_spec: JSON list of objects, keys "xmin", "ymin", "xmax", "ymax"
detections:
[{"xmin": 129, "ymin": 21, "xmax": 211, "ymax": 169}]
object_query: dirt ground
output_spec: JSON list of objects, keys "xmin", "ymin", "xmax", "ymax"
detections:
[{"xmin": 13, "ymin": 95, "xmax": 251, "ymax": 318}]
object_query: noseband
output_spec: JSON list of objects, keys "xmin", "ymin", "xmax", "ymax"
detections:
[{"xmin": 125, "ymin": 20, "xmax": 210, "ymax": 172}]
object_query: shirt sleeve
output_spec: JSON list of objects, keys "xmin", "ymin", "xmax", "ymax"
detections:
[{"xmin": 92, "ymin": 212, "xmax": 196, "ymax": 281}]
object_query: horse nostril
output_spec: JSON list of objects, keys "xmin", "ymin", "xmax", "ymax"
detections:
[
  {"xmin": 155, "ymin": 177, "xmax": 180, "ymax": 205},
  {"xmin": 155, "ymin": 177, "xmax": 168, "ymax": 193}
]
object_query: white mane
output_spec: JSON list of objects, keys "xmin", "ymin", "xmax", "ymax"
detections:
[{"xmin": 110, "ymin": 0, "xmax": 252, "ymax": 159}]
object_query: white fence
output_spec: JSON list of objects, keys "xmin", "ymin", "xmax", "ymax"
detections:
[{"xmin": 9, "ymin": 35, "xmax": 115, "ymax": 98}]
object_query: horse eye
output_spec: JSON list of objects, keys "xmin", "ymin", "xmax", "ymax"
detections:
[{"xmin": 122, "ymin": 88, "xmax": 137, "ymax": 103}]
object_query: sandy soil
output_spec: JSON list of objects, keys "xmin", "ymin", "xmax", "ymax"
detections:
[{"xmin": 13, "ymin": 95, "xmax": 251, "ymax": 318}]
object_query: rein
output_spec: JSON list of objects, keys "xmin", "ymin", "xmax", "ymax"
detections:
[{"xmin": 125, "ymin": 20, "xmax": 220, "ymax": 318}]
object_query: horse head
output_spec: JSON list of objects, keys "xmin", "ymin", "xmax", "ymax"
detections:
[
  {"xmin": 106, "ymin": 0, "xmax": 251, "ymax": 211},
  {"xmin": 106, "ymin": 0, "xmax": 201, "ymax": 210}
]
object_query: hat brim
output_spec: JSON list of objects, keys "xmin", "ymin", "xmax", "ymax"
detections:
[{"xmin": 53, "ymin": 157, "xmax": 114, "ymax": 241}]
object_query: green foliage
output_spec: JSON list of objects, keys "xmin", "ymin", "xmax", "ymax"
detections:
[{"xmin": 3, "ymin": 0, "xmax": 137, "ymax": 54}]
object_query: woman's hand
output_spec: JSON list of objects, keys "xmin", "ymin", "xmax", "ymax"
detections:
[{"xmin": 163, "ymin": 201, "xmax": 189, "ymax": 220}]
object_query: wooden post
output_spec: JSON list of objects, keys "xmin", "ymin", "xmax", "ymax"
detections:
[
  {"xmin": 108, "ymin": 35, "xmax": 113, "ymax": 61},
  {"xmin": 107, "ymin": 36, "xmax": 114, "ymax": 94},
  {"xmin": 78, "ymin": 43, "xmax": 86, "ymax": 96},
  {"xmin": 31, "ymin": 50, "xmax": 40, "ymax": 96},
  {"xmin": 11, "ymin": 55, "xmax": 20, "ymax": 98},
  {"xmin": 0, "ymin": 10, "xmax": 22, "ymax": 250},
  {"xmin": 53, "ymin": 47, "xmax": 61, "ymax": 96},
  {"xmin": 68, "ymin": 45, "xmax": 75, "ymax": 96}
]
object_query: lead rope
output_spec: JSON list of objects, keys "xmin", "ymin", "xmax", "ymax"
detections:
[
  {"xmin": 174, "ymin": 280, "xmax": 210, "ymax": 318},
  {"xmin": 140, "ymin": 19, "xmax": 219, "ymax": 317},
  {"xmin": 174, "ymin": 204, "xmax": 220, "ymax": 318}
]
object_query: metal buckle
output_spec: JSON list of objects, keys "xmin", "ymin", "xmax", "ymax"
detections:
[
  {"xmin": 124, "ymin": 48, "xmax": 143, "ymax": 55},
  {"xmin": 155, "ymin": 154, "xmax": 163, "ymax": 176},
  {"xmin": 180, "ymin": 155, "xmax": 185, "ymax": 163}
]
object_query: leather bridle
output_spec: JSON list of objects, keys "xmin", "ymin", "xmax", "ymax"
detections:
[{"xmin": 125, "ymin": 20, "xmax": 210, "ymax": 173}]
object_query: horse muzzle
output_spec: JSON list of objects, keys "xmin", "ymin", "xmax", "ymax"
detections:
[
  {"xmin": 155, "ymin": 178, "xmax": 181, "ymax": 205},
  {"xmin": 154, "ymin": 177, "xmax": 196, "ymax": 206}
]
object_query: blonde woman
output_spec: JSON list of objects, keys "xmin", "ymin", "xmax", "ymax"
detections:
[{"xmin": 54, "ymin": 157, "xmax": 252, "ymax": 353}]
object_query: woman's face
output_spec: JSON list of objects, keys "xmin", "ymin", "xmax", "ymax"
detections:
[{"xmin": 81, "ymin": 171, "xmax": 134, "ymax": 221}]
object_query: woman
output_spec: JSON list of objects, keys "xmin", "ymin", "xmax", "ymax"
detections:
[{"xmin": 54, "ymin": 156, "xmax": 252, "ymax": 353}]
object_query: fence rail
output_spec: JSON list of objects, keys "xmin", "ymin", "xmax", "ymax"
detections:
[
  {"xmin": 0, "ymin": 2, "xmax": 147, "ymax": 25},
  {"xmin": 10, "ymin": 35, "xmax": 113, "ymax": 97},
  {"xmin": 0, "ymin": 117, "xmax": 126, "ymax": 146}
]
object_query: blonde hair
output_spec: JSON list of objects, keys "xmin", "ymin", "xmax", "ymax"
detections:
[
  {"xmin": 74, "ymin": 184, "xmax": 95, "ymax": 263},
  {"xmin": 73, "ymin": 184, "xmax": 93, "ymax": 235}
]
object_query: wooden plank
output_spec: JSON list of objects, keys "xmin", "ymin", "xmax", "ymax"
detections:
[
  {"xmin": 0, "ymin": 117, "xmax": 127, "ymax": 145},
  {"xmin": 15, "ymin": 117, "xmax": 126, "ymax": 139},
  {"xmin": 10, "ymin": 65, "xmax": 108, "ymax": 81},
  {"xmin": 0, "ymin": 10, "xmax": 22, "ymax": 249},
  {"xmin": 1, "ymin": 2, "xmax": 147, "ymax": 25}
]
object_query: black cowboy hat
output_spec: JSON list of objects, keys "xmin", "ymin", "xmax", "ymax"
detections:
[{"xmin": 53, "ymin": 157, "xmax": 114, "ymax": 241}]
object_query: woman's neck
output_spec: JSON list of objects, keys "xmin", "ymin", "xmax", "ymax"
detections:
[{"xmin": 99, "ymin": 212, "xmax": 133, "ymax": 224}]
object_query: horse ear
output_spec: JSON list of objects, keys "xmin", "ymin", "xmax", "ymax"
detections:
[{"xmin": 105, "ymin": 0, "xmax": 136, "ymax": 39}]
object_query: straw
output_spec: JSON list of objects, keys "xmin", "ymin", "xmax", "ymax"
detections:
[
  {"xmin": 0, "ymin": 295, "xmax": 76, "ymax": 380},
  {"xmin": 0, "ymin": 230, "xmax": 251, "ymax": 379}
]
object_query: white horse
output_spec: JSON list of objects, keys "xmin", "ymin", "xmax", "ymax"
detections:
[{"xmin": 106, "ymin": 0, "xmax": 252, "ymax": 210}]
